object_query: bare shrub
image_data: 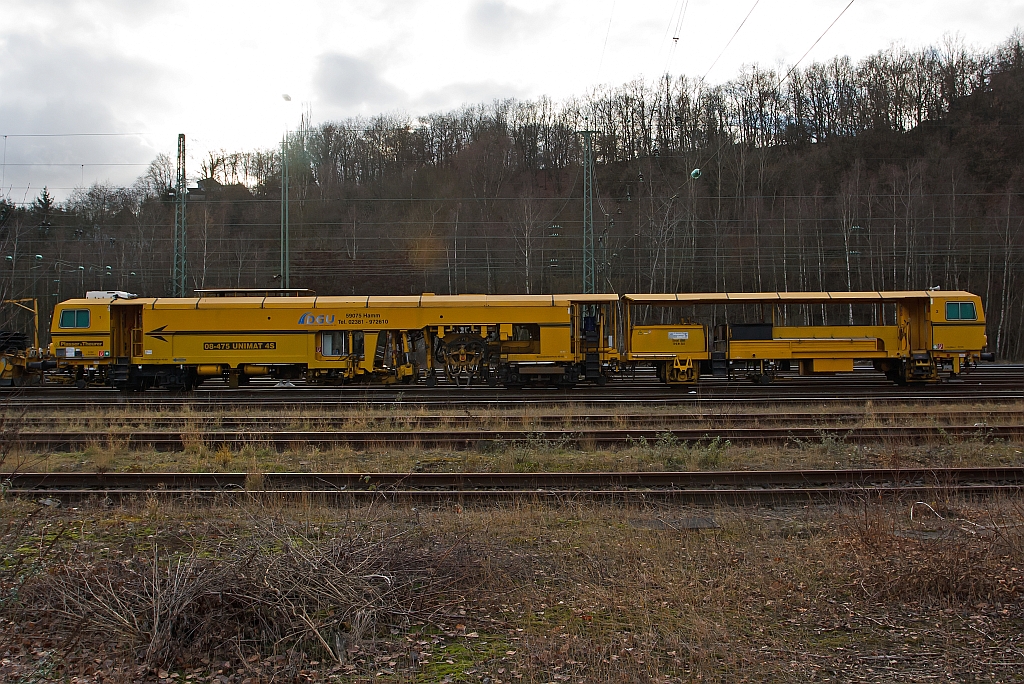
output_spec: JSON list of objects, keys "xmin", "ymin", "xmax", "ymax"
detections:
[
  {"xmin": 847, "ymin": 503, "xmax": 1024, "ymax": 605},
  {"xmin": 0, "ymin": 393, "xmax": 35, "ymax": 478},
  {"xmin": 14, "ymin": 517, "xmax": 476, "ymax": 668}
]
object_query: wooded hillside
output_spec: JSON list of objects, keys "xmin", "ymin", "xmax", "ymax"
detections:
[{"xmin": 2, "ymin": 32, "xmax": 1023, "ymax": 356}]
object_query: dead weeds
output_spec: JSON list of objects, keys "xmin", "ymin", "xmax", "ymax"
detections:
[{"xmin": 1, "ymin": 497, "xmax": 1022, "ymax": 682}]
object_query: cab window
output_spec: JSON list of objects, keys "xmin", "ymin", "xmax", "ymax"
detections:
[
  {"xmin": 321, "ymin": 331, "xmax": 347, "ymax": 356},
  {"xmin": 512, "ymin": 323, "xmax": 540, "ymax": 341},
  {"xmin": 59, "ymin": 309, "xmax": 90, "ymax": 328},
  {"xmin": 945, "ymin": 302, "xmax": 977, "ymax": 321},
  {"xmin": 320, "ymin": 331, "xmax": 364, "ymax": 356}
]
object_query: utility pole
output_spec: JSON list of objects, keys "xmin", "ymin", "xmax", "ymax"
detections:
[
  {"xmin": 581, "ymin": 130, "xmax": 597, "ymax": 294},
  {"xmin": 172, "ymin": 134, "xmax": 187, "ymax": 297},
  {"xmin": 280, "ymin": 132, "xmax": 290, "ymax": 288}
]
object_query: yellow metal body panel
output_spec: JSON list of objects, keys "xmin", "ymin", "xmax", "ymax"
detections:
[
  {"xmin": 927, "ymin": 293, "xmax": 987, "ymax": 355},
  {"xmin": 730, "ymin": 337, "xmax": 881, "ymax": 360},
  {"xmin": 800, "ymin": 359, "xmax": 855, "ymax": 374},
  {"xmin": 150, "ymin": 298, "xmax": 199, "ymax": 310},
  {"xmin": 627, "ymin": 325, "xmax": 707, "ymax": 359},
  {"xmin": 534, "ymin": 326, "xmax": 572, "ymax": 358},
  {"xmin": 772, "ymin": 326, "xmax": 898, "ymax": 355},
  {"xmin": 49, "ymin": 298, "xmax": 114, "ymax": 363},
  {"xmin": 623, "ymin": 290, "xmax": 969, "ymax": 305},
  {"xmin": 195, "ymin": 297, "xmax": 263, "ymax": 309},
  {"xmin": 931, "ymin": 324, "xmax": 987, "ymax": 352}
]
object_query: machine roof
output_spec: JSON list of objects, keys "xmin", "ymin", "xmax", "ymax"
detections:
[
  {"xmin": 623, "ymin": 291, "xmax": 978, "ymax": 304},
  {"xmin": 112, "ymin": 293, "xmax": 618, "ymax": 309}
]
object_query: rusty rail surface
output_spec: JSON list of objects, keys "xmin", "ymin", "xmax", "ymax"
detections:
[{"xmin": 7, "ymin": 467, "xmax": 1024, "ymax": 505}]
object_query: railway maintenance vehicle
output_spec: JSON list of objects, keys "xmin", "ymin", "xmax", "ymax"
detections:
[{"xmin": 40, "ymin": 288, "xmax": 993, "ymax": 391}]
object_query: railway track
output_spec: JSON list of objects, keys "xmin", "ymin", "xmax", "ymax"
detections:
[
  {"xmin": 8, "ymin": 407, "xmax": 1023, "ymax": 430},
  {"xmin": 11, "ymin": 424, "xmax": 1022, "ymax": 451},
  {"xmin": 7, "ymin": 467, "xmax": 1024, "ymax": 505},
  {"xmin": 1, "ymin": 366, "xmax": 1020, "ymax": 408},
  {"xmin": 2, "ymin": 389, "xmax": 1020, "ymax": 410}
]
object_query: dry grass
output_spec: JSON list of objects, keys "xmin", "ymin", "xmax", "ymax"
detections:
[
  {"xmin": 1, "ymin": 496, "xmax": 1023, "ymax": 682},
  {"xmin": 1, "ymin": 399, "xmax": 1019, "ymax": 476},
  {"xmin": 14, "ymin": 399, "xmax": 1024, "ymax": 434},
  {"xmin": 11, "ymin": 433, "xmax": 1023, "ymax": 476},
  {"xmin": 2, "ymin": 399, "xmax": 1022, "ymax": 681}
]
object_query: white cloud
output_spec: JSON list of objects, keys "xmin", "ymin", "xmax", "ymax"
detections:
[
  {"xmin": 2, "ymin": 0, "xmax": 1023, "ymax": 199},
  {"xmin": 0, "ymin": 31, "xmax": 168, "ymax": 198},
  {"xmin": 315, "ymin": 53, "xmax": 407, "ymax": 113},
  {"xmin": 467, "ymin": 1, "xmax": 538, "ymax": 46},
  {"xmin": 414, "ymin": 80, "xmax": 529, "ymax": 111}
]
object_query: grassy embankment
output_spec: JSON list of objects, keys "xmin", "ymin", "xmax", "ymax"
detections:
[
  {"xmin": 1, "ymin": 497, "xmax": 1022, "ymax": 682},
  {"xmin": 2, "ymin": 400, "xmax": 1022, "ymax": 681}
]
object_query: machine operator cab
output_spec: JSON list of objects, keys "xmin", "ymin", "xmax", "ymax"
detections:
[
  {"xmin": 927, "ymin": 292, "xmax": 990, "ymax": 374},
  {"xmin": 49, "ymin": 291, "xmax": 135, "ymax": 388}
]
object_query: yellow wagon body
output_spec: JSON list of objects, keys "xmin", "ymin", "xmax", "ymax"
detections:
[
  {"xmin": 107, "ymin": 293, "xmax": 620, "ymax": 390},
  {"xmin": 623, "ymin": 290, "xmax": 988, "ymax": 385}
]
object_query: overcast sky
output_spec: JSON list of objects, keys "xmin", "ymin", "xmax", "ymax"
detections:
[{"xmin": 2, "ymin": 0, "xmax": 1022, "ymax": 202}]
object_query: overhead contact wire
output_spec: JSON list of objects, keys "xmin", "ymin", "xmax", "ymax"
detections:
[
  {"xmin": 779, "ymin": 0, "xmax": 857, "ymax": 88},
  {"xmin": 701, "ymin": 0, "xmax": 761, "ymax": 82}
]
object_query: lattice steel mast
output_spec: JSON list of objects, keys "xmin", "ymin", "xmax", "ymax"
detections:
[
  {"xmin": 581, "ymin": 129, "xmax": 597, "ymax": 294},
  {"xmin": 280, "ymin": 132, "xmax": 290, "ymax": 289},
  {"xmin": 172, "ymin": 134, "xmax": 187, "ymax": 297}
]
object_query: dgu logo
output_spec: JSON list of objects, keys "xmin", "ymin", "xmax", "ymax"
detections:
[{"xmin": 298, "ymin": 313, "xmax": 335, "ymax": 325}]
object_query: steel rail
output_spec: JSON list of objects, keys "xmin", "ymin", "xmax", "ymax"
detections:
[
  {"xmin": 1, "ymin": 389, "xmax": 1020, "ymax": 410},
  {"xmin": 12, "ymin": 424, "xmax": 1022, "ymax": 450},
  {"xmin": 2, "ymin": 366, "xmax": 1020, "ymax": 406},
  {"xmin": 7, "ymin": 468, "xmax": 1024, "ymax": 505},
  {"xmin": 3, "ymin": 395, "xmax": 1022, "ymax": 411},
  {"xmin": 8, "ymin": 467, "xmax": 1024, "ymax": 490},
  {"xmin": 8, "ymin": 407, "xmax": 1024, "ymax": 429},
  {"xmin": 12, "ymin": 485, "xmax": 1024, "ymax": 505},
  {"xmin": 7, "ymin": 380, "xmax": 1022, "ymax": 398}
]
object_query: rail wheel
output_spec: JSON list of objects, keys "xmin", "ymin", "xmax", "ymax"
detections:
[
  {"xmin": 503, "ymin": 371, "xmax": 525, "ymax": 389},
  {"xmin": 438, "ymin": 334, "xmax": 486, "ymax": 387},
  {"xmin": 884, "ymin": 362, "xmax": 909, "ymax": 386},
  {"xmin": 554, "ymin": 372, "xmax": 576, "ymax": 389}
]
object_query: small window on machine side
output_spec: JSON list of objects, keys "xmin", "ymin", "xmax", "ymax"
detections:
[
  {"xmin": 59, "ymin": 309, "xmax": 90, "ymax": 328},
  {"xmin": 321, "ymin": 331, "xmax": 349, "ymax": 356},
  {"xmin": 945, "ymin": 302, "xmax": 977, "ymax": 321},
  {"xmin": 512, "ymin": 323, "xmax": 539, "ymax": 341}
]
